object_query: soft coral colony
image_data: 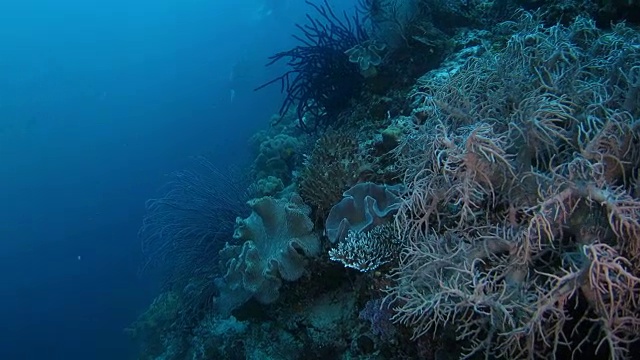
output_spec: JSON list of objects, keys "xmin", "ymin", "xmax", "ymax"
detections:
[{"xmin": 129, "ymin": 0, "xmax": 640, "ymax": 359}]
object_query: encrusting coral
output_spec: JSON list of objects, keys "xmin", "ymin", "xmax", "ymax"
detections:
[{"xmin": 250, "ymin": 132, "xmax": 301, "ymax": 187}]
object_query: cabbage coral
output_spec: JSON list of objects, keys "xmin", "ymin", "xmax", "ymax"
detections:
[{"xmin": 214, "ymin": 193, "xmax": 320, "ymax": 316}]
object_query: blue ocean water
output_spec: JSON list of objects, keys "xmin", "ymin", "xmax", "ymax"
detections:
[{"xmin": 0, "ymin": 0, "xmax": 332, "ymax": 358}]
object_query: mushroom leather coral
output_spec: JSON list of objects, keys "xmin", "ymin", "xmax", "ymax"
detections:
[{"xmin": 215, "ymin": 193, "xmax": 319, "ymax": 316}]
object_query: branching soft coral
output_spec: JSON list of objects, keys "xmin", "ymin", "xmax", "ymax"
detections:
[
  {"xmin": 393, "ymin": 121, "xmax": 514, "ymax": 236},
  {"xmin": 386, "ymin": 12, "xmax": 640, "ymax": 359}
]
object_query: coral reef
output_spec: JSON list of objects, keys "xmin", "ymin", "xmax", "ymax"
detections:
[{"xmin": 132, "ymin": 1, "xmax": 640, "ymax": 359}]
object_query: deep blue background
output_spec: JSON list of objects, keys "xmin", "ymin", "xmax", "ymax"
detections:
[{"xmin": 0, "ymin": 0, "xmax": 327, "ymax": 358}]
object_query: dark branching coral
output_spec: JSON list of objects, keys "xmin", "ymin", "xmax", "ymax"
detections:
[
  {"xmin": 139, "ymin": 156, "xmax": 249, "ymax": 326},
  {"xmin": 298, "ymin": 131, "xmax": 371, "ymax": 221},
  {"xmin": 255, "ymin": 0, "xmax": 368, "ymax": 132}
]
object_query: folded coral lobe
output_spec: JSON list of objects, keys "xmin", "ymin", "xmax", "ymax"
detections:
[{"xmin": 325, "ymin": 182, "xmax": 403, "ymax": 243}]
